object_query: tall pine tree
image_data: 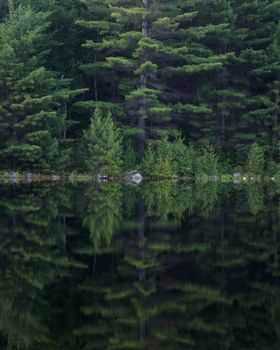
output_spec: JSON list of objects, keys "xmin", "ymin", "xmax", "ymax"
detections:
[
  {"xmin": 77, "ymin": 0, "xmax": 229, "ymax": 153},
  {"xmin": 0, "ymin": 5, "xmax": 83, "ymax": 170}
]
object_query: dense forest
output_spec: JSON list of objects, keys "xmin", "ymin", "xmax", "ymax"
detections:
[{"xmin": 0, "ymin": 0, "xmax": 280, "ymax": 176}]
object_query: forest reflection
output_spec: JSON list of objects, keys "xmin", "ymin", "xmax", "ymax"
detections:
[{"xmin": 0, "ymin": 181, "xmax": 279, "ymax": 350}]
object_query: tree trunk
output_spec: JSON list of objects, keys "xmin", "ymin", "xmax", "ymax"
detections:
[
  {"xmin": 138, "ymin": 0, "xmax": 149, "ymax": 155},
  {"xmin": 94, "ymin": 29, "xmax": 99, "ymax": 102},
  {"xmin": 218, "ymin": 41, "xmax": 228, "ymax": 150},
  {"xmin": 0, "ymin": 2, "xmax": 8, "ymax": 21}
]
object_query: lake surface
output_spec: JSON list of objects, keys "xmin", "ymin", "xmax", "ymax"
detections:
[{"xmin": 0, "ymin": 181, "xmax": 279, "ymax": 349}]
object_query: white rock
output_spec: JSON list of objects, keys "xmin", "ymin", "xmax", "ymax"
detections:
[
  {"xmin": 131, "ymin": 172, "xmax": 143, "ymax": 184},
  {"xmin": 233, "ymin": 172, "xmax": 241, "ymax": 184}
]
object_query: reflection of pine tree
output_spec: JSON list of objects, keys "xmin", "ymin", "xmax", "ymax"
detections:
[
  {"xmin": 0, "ymin": 184, "xmax": 83, "ymax": 350},
  {"xmin": 78, "ymin": 182, "xmax": 123, "ymax": 250},
  {"xmin": 212, "ymin": 185, "xmax": 280, "ymax": 350},
  {"xmin": 246, "ymin": 183, "xmax": 265, "ymax": 215},
  {"xmin": 73, "ymin": 182, "xmax": 222, "ymax": 349},
  {"xmin": 141, "ymin": 181, "xmax": 221, "ymax": 221},
  {"xmin": 1, "ymin": 183, "xmax": 280, "ymax": 349},
  {"xmin": 74, "ymin": 182, "xmax": 280, "ymax": 350}
]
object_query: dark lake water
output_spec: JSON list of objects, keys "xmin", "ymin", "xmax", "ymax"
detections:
[{"xmin": 0, "ymin": 181, "xmax": 280, "ymax": 349}]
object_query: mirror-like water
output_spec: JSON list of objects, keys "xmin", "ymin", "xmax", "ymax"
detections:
[{"xmin": 0, "ymin": 182, "xmax": 279, "ymax": 349}]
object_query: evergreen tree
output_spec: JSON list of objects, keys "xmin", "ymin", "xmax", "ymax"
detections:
[
  {"xmin": 83, "ymin": 107, "xmax": 123, "ymax": 175},
  {"xmin": 262, "ymin": 21, "xmax": 280, "ymax": 158},
  {"xmin": 227, "ymin": 0, "xmax": 280, "ymax": 161},
  {"xmin": 142, "ymin": 132, "xmax": 195, "ymax": 178},
  {"xmin": 0, "ymin": 5, "xmax": 83, "ymax": 171},
  {"xmin": 77, "ymin": 0, "xmax": 230, "ymax": 154},
  {"xmin": 0, "ymin": 0, "xmax": 280, "ymax": 171},
  {"xmin": 246, "ymin": 142, "xmax": 265, "ymax": 175}
]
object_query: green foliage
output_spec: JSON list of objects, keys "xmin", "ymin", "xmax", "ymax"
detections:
[
  {"xmin": 142, "ymin": 135, "xmax": 220, "ymax": 178},
  {"xmin": 122, "ymin": 140, "xmax": 138, "ymax": 171},
  {"xmin": 194, "ymin": 144, "xmax": 220, "ymax": 176},
  {"xmin": 1, "ymin": 183, "xmax": 280, "ymax": 349},
  {"xmin": 142, "ymin": 133, "xmax": 193, "ymax": 178},
  {"xmin": 81, "ymin": 182, "xmax": 123, "ymax": 249},
  {"xmin": 78, "ymin": 0, "xmax": 232, "ymax": 153},
  {"xmin": 246, "ymin": 143, "xmax": 265, "ymax": 175},
  {"xmin": 142, "ymin": 146, "xmax": 157, "ymax": 177},
  {"xmin": 0, "ymin": 4, "xmax": 83, "ymax": 171},
  {"xmin": 247, "ymin": 184, "xmax": 265, "ymax": 215},
  {"xmin": 154, "ymin": 156, "xmax": 174, "ymax": 179},
  {"xmin": 170, "ymin": 136, "xmax": 195, "ymax": 176},
  {"xmin": 1, "ymin": 0, "xmax": 280, "ymax": 171},
  {"xmin": 83, "ymin": 108, "xmax": 123, "ymax": 176}
]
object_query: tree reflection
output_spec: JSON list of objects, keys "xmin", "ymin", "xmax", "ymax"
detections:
[
  {"xmin": 79, "ymin": 182, "xmax": 123, "ymax": 249},
  {"xmin": 0, "ymin": 184, "xmax": 84, "ymax": 350},
  {"xmin": 0, "ymin": 182, "xmax": 279, "ymax": 349}
]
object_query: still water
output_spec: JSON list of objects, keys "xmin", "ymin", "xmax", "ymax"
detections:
[{"xmin": 0, "ymin": 181, "xmax": 279, "ymax": 349}]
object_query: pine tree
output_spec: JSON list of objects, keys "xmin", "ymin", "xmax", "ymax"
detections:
[
  {"xmin": 269, "ymin": 23, "xmax": 280, "ymax": 157},
  {"xmin": 195, "ymin": 143, "xmax": 219, "ymax": 176},
  {"xmin": 142, "ymin": 132, "xmax": 195, "ymax": 178},
  {"xmin": 83, "ymin": 107, "xmax": 123, "ymax": 175},
  {"xmin": 226, "ymin": 0, "xmax": 280, "ymax": 161},
  {"xmin": 77, "ymin": 0, "xmax": 229, "ymax": 154},
  {"xmin": 75, "ymin": 0, "xmax": 124, "ymax": 114},
  {"xmin": 0, "ymin": 5, "xmax": 83, "ymax": 171},
  {"xmin": 19, "ymin": 0, "xmax": 86, "ymax": 75},
  {"xmin": 246, "ymin": 142, "xmax": 265, "ymax": 175}
]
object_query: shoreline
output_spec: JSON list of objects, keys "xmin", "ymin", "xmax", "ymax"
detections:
[{"xmin": 0, "ymin": 172, "xmax": 278, "ymax": 184}]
